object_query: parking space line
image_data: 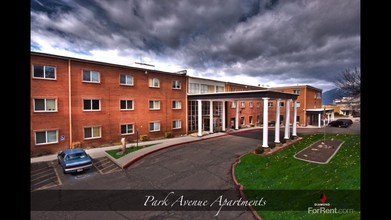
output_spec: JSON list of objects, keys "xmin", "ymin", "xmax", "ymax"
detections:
[{"xmin": 31, "ymin": 172, "xmax": 54, "ymax": 182}]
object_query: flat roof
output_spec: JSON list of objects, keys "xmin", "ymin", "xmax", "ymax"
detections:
[
  {"xmin": 306, "ymin": 108, "xmax": 334, "ymax": 112},
  {"xmin": 272, "ymin": 85, "xmax": 322, "ymax": 92},
  {"xmin": 188, "ymin": 89, "xmax": 298, "ymax": 100}
]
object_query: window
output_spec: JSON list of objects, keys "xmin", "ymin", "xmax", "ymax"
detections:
[
  {"xmin": 33, "ymin": 65, "xmax": 56, "ymax": 79},
  {"xmin": 216, "ymin": 86, "xmax": 224, "ymax": 92},
  {"xmin": 280, "ymin": 102, "xmax": 284, "ymax": 107},
  {"xmin": 294, "ymin": 102, "xmax": 301, "ymax": 107},
  {"xmin": 189, "ymin": 83, "xmax": 199, "ymax": 94},
  {"xmin": 84, "ymin": 126, "xmax": 101, "ymax": 139},
  {"xmin": 200, "ymin": 84, "xmax": 208, "ymax": 93},
  {"xmin": 83, "ymin": 99, "xmax": 100, "ymax": 111},
  {"xmin": 120, "ymin": 100, "xmax": 134, "ymax": 110},
  {"xmin": 149, "ymin": 78, "xmax": 160, "ymax": 88},
  {"xmin": 240, "ymin": 101, "xmax": 245, "ymax": 108},
  {"xmin": 149, "ymin": 100, "xmax": 160, "ymax": 110},
  {"xmin": 172, "ymin": 80, "xmax": 181, "ymax": 89},
  {"xmin": 256, "ymin": 102, "xmax": 261, "ymax": 108},
  {"xmin": 34, "ymin": 98, "xmax": 57, "ymax": 112},
  {"xmin": 172, "ymin": 100, "xmax": 182, "ymax": 109},
  {"xmin": 121, "ymin": 124, "xmax": 134, "ymax": 135},
  {"xmin": 35, "ymin": 130, "xmax": 58, "ymax": 145},
  {"xmin": 256, "ymin": 115, "xmax": 261, "ymax": 123},
  {"xmin": 316, "ymin": 93, "xmax": 322, "ymax": 99},
  {"xmin": 293, "ymin": 89, "xmax": 300, "ymax": 95},
  {"xmin": 83, "ymin": 70, "xmax": 100, "ymax": 83},
  {"xmin": 120, "ymin": 74, "xmax": 134, "ymax": 86},
  {"xmin": 172, "ymin": 120, "xmax": 181, "ymax": 129},
  {"xmin": 230, "ymin": 86, "xmax": 235, "ymax": 91},
  {"xmin": 231, "ymin": 101, "xmax": 236, "ymax": 108},
  {"xmin": 249, "ymin": 102, "xmax": 253, "ymax": 108},
  {"xmin": 149, "ymin": 122, "xmax": 160, "ymax": 132},
  {"xmin": 268, "ymin": 102, "xmax": 273, "ymax": 107}
]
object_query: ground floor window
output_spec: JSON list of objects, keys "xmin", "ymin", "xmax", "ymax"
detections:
[
  {"xmin": 172, "ymin": 120, "xmax": 182, "ymax": 129},
  {"xmin": 35, "ymin": 130, "xmax": 58, "ymax": 145},
  {"xmin": 84, "ymin": 126, "xmax": 101, "ymax": 139},
  {"xmin": 121, "ymin": 124, "xmax": 134, "ymax": 135},
  {"xmin": 249, "ymin": 116, "xmax": 253, "ymax": 124},
  {"xmin": 149, "ymin": 122, "xmax": 160, "ymax": 132}
]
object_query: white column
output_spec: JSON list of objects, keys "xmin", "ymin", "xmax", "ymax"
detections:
[
  {"xmin": 292, "ymin": 100, "xmax": 298, "ymax": 137},
  {"xmin": 274, "ymin": 99, "xmax": 281, "ymax": 143},
  {"xmin": 262, "ymin": 98, "xmax": 269, "ymax": 148},
  {"xmin": 198, "ymin": 100, "xmax": 202, "ymax": 136},
  {"xmin": 331, "ymin": 112, "xmax": 335, "ymax": 121},
  {"xmin": 222, "ymin": 101, "xmax": 226, "ymax": 132},
  {"xmin": 235, "ymin": 100, "xmax": 239, "ymax": 130},
  {"xmin": 284, "ymin": 99, "xmax": 291, "ymax": 140},
  {"xmin": 327, "ymin": 113, "xmax": 330, "ymax": 124},
  {"xmin": 318, "ymin": 112, "xmax": 321, "ymax": 128},
  {"xmin": 209, "ymin": 100, "xmax": 213, "ymax": 133}
]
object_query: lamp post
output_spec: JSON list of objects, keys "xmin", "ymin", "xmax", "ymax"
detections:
[{"xmin": 136, "ymin": 127, "xmax": 139, "ymax": 148}]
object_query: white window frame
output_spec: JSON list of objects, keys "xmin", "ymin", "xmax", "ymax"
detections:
[
  {"xmin": 149, "ymin": 121, "xmax": 160, "ymax": 132},
  {"xmin": 293, "ymin": 89, "xmax": 301, "ymax": 95},
  {"xmin": 268, "ymin": 102, "xmax": 273, "ymax": 107},
  {"xmin": 149, "ymin": 100, "xmax": 160, "ymax": 110},
  {"xmin": 172, "ymin": 100, "xmax": 182, "ymax": 109},
  {"xmin": 240, "ymin": 101, "xmax": 245, "ymax": 108},
  {"xmin": 120, "ymin": 99, "xmax": 134, "ymax": 110},
  {"xmin": 35, "ymin": 130, "xmax": 58, "ymax": 145},
  {"xmin": 32, "ymin": 64, "xmax": 56, "ymax": 80},
  {"xmin": 120, "ymin": 74, "xmax": 134, "ymax": 86},
  {"xmin": 149, "ymin": 78, "xmax": 160, "ymax": 88},
  {"xmin": 172, "ymin": 80, "xmax": 181, "ymax": 89},
  {"xmin": 249, "ymin": 101, "xmax": 253, "ymax": 108},
  {"xmin": 84, "ymin": 126, "xmax": 102, "ymax": 139},
  {"xmin": 256, "ymin": 102, "xmax": 261, "ymax": 108},
  {"xmin": 33, "ymin": 98, "xmax": 57, "ymax": 112},
  {"xmin": 83, "ymin": 99, "xmax": 101, "ymax": 111},
  {"xmin": 280, "ymin": 102, "xmax": 285, "ymax": 107},
  {"xmin": 231, "ymin": 101, "xmax": 236, "ymax": 108},
  {"xmin": 120, "ymin": 123, "xmax": 134, "ymax": 135},
  {"xmin": 82, "ymin": 70, "xmax": 100, "ymax": 83},
  {"xmin": 172, "ymin": 120, "xmax": 182, "ymax": 129}
]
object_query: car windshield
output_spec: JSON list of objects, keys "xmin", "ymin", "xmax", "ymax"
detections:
[{"xmin": 65, "ymin": 152, "xmax": 87, "ymax": 161}]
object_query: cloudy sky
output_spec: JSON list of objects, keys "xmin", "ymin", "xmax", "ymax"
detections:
[{"xmin": 31, "ymin": 0, "xmax": 360, "ymax": 91}]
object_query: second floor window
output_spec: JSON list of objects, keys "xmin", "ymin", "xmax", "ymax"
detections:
[
  {"xmin": 231, "ymin": 101, "xmax": 236, "ymax": 108},
  {"xmin": 120, "ymin": 74, "xmax": 134, "ymax": 86},
  {"xmin": 33, "ymin": 65, "xmax": 56, "ymax": 79},
  {"xmin": 240, "ymin": 101, "xmax": 245, "ymax": 108},
  {"xmin": 293, "ymin": 89, "xmax": 300, "ymax": 95},
  {"xmin": 34, "ymin": 98, "xmax": 57, "ymax": 112},
  {"xmin": 120, "ymin": 100, "xmax": 134, "ymax": 110},
  {"xmin": 268, "ymin": 102, "xmax": 273, "ymax": 107},
  {"xmin": 149, "ymin": 100, "xmax": 160, "ymax": 110},
  {"xmin": 149, "ymin": 78, "xmax": 160, "ymax": 88},
  {"xmin": 172, "ymin": 100, "xmax": 181, "ymax": 109},
  {"xmin": 83, "ymin": 99, "xmax": 100, "ymax": 111},
  {"xmin": 83, "ymin": 70, "xmax": 100, "ymax": 83},
  {"xmin": 249, "ymin": 102, "xmax": 253, "ymax": 108}
]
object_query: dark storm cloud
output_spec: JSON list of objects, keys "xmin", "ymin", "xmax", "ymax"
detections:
[{"xmin": 31, "ymin": 0, "xmax": 360, "ymax": 90}]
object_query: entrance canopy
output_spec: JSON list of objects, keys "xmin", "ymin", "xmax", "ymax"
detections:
[
  {"xmin": 188, "ymin": 89, "xmax": 299, "ymax": 101},
  {"xmin": 187, "ymin": 89, "xmax": 299, "ymax": 149}
]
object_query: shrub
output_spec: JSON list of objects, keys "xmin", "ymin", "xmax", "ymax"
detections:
[
  {"xmin": 255, "ymin": 147, "xmax": 265, "ymax": 154},
  {"xmin": 250, "ymin": 124, "xmax": 255, "ymax": 127},
  {"xmin": 164, "ymin": 132, "xmax": 174, "ymax": 138},
  {"xmin": 139, "ymin": 135, "xmax": 150, "ymax": 141}
]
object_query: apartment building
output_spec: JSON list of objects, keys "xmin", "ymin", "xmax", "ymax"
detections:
[{"xmin": 31, "ymin": 52, "xmax": 187, "ymax": 155}]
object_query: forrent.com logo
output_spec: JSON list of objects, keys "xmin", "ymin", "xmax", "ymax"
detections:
[{"xmin": 307, "ymin": 193, "xmax": 354, "ymax": 214}]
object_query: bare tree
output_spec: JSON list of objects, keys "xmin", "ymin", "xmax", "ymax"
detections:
[{"xmin": 334, "ymin": 67, "xmax": 361, "ymax": 97}]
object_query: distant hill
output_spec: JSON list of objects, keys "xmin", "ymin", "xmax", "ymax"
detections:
[{"xmin": 322, "ymin": 88, "xmax": 348, "ymax": 105}]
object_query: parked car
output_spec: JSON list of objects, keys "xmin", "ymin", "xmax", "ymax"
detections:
[
  {"xmin": 328, "ymin": 119, "xmax": 353, "ymax": 128},
  {"xmin": 57, "ymin": 148, "xmax": 93, "ymax": 174}
]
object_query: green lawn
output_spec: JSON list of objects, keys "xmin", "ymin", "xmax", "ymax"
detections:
[
  {"xmin": 234, "ymin": 134, "xmax": 360, "ymax": 220},
  {"xmin": 106, "ymin": 143, "xmax": 159, "ymax": 159}
]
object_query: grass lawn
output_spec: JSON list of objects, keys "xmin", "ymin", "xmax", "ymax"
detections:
[
  {"xmin": 106, "ymin": 143, "xmax": 159, "ymax": 159},
  {"xmin": 234, "ymin": 134, "xmax": 360, "ymax": 220}
]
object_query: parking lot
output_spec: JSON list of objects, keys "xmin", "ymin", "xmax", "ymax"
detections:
[{"xmin": 30, "ymin": 156, "xmax": 122, "ymax": 191}]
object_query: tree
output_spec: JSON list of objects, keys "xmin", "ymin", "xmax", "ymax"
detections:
[{"xmin": 334, "ymin": 67, "xmax": 361, "ymax": 97}]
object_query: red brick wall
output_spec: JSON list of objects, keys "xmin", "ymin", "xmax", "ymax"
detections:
[{"xmin": 31, "ymin": 53, "xmax": 187, "ymax": 154}]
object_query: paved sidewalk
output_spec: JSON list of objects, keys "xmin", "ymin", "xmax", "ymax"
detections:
[{"xmin": 31, "ymin": 127, "xmax": 261, "ymax": 167}]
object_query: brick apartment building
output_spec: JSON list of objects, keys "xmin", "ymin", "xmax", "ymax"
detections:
[
  {"xmin": 31, "ymin": 52, "xmax": 187, "ymax": 155},
  {"xmin": 31, "ymin": 52, "xmax": 323, "ymax": 155}
]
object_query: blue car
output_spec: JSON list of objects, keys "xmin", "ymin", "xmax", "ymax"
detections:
[{"xmin": 57, "ymin": 148, "xmax": 93, "ymax": 174}]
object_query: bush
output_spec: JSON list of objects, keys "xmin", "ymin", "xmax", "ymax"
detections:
[
  {"xmin": 139, "ymin": 135, "xmax": 150, "ymax": 141},
  {"xmin": 164, "ymin": 132, "xmax": 174, "ymax": 138},
  {"xmin": 255, "ymin": 147, "xmax": 265, "ymax": 154},
  {"xmin": 250, "ymin": 124, "xmax": 255, "ymax": 127}
]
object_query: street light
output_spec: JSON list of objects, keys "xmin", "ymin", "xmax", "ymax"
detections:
[{"xmin": 136, "ymin": 127, "xmax": 139, "ymax": 148}]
